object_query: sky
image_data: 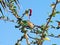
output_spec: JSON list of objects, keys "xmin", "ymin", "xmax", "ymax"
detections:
[{"xmin": 0, "ymin": 0, "xmax": 60, "ymax": 45}]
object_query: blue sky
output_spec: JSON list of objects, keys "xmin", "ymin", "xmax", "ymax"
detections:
[{"xmin": 0, "ymin": 0, "xmax": 60, "ymax": 45}]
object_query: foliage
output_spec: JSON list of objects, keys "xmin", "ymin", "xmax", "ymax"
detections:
[{"xmin": 0, "ymin": 0, "xmax": 60, "ymax": 45}]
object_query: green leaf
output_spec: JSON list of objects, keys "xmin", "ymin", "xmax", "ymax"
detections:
[
  {"xmin": 56, "ymin": 11, "xmax": 60, "ymax": 14},
  {"xmin": 15, "ymin": 25, "xmax": 20, "ymax": 28},
  {"xmin": 37, "ymin": 30, "xmax": 42, "ymax": 34},
  {"xmin": 22, "ymin": 20, "xmax": 27, "ymax": 23},
  {"xmin": 52, "ymin": 13, "xmax": 56, "ymax": 17},
  {"xmin": 50, "ymin": 20, "xmax": 53, "ymax": 23},
  {"xmin": 51, "ymin": 25, "xmax": 55, "ymax": 29},
  {"xmin": 15, "ymin": 43, "xmax": 21, "ymax": 45},
  {"xmin": 11, "ymin": 20, "xmax": 14, "ymax": 22},
  {"xmin": 50, "ymin": 34, "xmax": 54, "ymax": 37},
  {"xmin": 51, "ymin": 4, "xmax": 55, "ymax": 6},
  {"xmin": 51, "ymin": 4, "xmax": 55, "ymax": 8},
  {"xmin": 52, "ymin": 44, "xmax": 56, "ymax": 45},
  {"xmin": 52, "ymin": 11, "xmax": 60, "ymax": 17},
  {"xmin": 1, "ymin": 15, "xmax": 5, "ymax": 18},
  {"xmin": 56, "ymin": 27, "xmax": 60, "ymax": 29},
  {"xmin": 0, "ymin": 8, "xmax": 3, "ymax": 15},
  {"xmin": 13, "ymin": 6, "xmax": 16, "ymax": 9},
  {"xmin": 22, "ymin": 20, "xmax": 28, "ymax": 26}
]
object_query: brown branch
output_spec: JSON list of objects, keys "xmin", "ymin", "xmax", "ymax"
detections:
[
  {"xmin": 24, "ymin": 33, "xmax": 30, "ymax": 45},
  {"xmin": 40, "ymin": 0, "xmax": 59, "ymax": 45},
  {"xmin": 0, "ymin": 17, "xmax": 16, "ymax": 23},
  {"xmin": 27, "ymin": 34, "xmax": 38, "ymax": 40},
  {"xmin": 0, "ymin": 0, "xmax": 60, "ymax": 45}
]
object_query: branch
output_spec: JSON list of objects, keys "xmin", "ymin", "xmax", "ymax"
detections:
[
  {"xmin": 40, "ymin": 0, "xmax": 59, "ymax": 45},
  {"xmin": 24, "ymin": 33, "xmax": 30, "ymax": 45},
  {"xmin": 0, "ymin": 16, "xmax": 16, "ymax": 23},
  {"xmin": 48, "ymin": 34, "xmax": 60, "ymax": 38}
]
